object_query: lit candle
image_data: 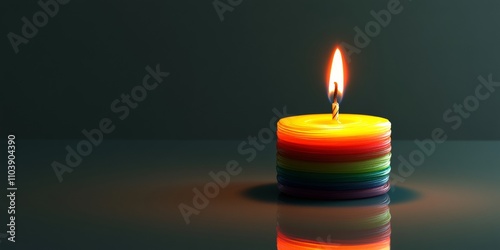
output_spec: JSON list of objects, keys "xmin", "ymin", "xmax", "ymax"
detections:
[{"xmin": 276, "ymin": 47, "xmax": 392, "ymax": 199}]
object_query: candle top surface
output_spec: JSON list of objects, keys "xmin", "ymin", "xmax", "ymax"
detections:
[{"xmin": 278, "ymin": 114, "xmax": 391, "ymax": 139}]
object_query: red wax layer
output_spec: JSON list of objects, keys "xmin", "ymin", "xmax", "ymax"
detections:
[{"xmin": 277, "ymin": 144, "xmax": 391, "ymax": 162}]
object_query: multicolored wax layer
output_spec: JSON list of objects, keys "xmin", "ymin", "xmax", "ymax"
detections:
[{"xmin": 276, "ymin": 114, "xmax": 392, "ymax": 199}]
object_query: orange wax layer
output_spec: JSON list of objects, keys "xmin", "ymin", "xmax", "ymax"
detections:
[{"xmin": 277, "ymin": 114, "xmax": 391, "ymax": 162}]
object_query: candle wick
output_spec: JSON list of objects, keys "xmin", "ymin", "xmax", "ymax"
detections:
[{"xmin": 332, "ymin": 82, "xmax": 340, "ymax": 122}]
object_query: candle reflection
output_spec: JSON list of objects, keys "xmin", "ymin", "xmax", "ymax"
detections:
[{"xmin": 277, "ymin": 194, "xmax": 391, "ymax": 250}]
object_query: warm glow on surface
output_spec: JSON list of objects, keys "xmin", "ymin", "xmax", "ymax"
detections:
[{"xmin": 328, "ymin": 48, "xmax": 345, "ymax": 103}]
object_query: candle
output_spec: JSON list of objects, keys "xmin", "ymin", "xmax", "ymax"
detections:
[{"xmin": 276, "ymin": 48, "xmax": 392, "ymax": 199}]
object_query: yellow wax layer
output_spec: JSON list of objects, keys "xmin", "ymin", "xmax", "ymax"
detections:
[{"xmin": 278, "ymin": 114, "xmax": 391, "ymax": 140}]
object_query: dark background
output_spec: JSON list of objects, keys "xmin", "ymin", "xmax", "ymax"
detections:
[{"xmin": 2, "ymin": 0, "xmax": 500, "ymax": 140}]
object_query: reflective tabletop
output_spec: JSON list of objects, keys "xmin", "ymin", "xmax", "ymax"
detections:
[{"xmin": 2, "ymin": 140, "xmax": 499, "ymax": 249}]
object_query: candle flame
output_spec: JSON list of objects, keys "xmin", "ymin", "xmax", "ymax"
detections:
[{"xmin": 328, "ymin": 48, "xmax": 345, "ymax": 103}]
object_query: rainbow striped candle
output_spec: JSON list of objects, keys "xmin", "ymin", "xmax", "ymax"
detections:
[{"xmin": 275, "ymin": 48, "xmax": 391, "ymax": 199}]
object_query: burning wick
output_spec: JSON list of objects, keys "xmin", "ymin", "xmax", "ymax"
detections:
[
  {"xmin": 328, "ymin": 47, "xmax": 343, "ymax": 122},
  {"xmin": 332, "ymin": 82, "xmax": 340, "ymax": 122}
]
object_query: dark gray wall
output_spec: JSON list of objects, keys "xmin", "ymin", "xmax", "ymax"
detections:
[{"xmin": 2, "ymin": 0, "xmax": 500, "ymax": 140}]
